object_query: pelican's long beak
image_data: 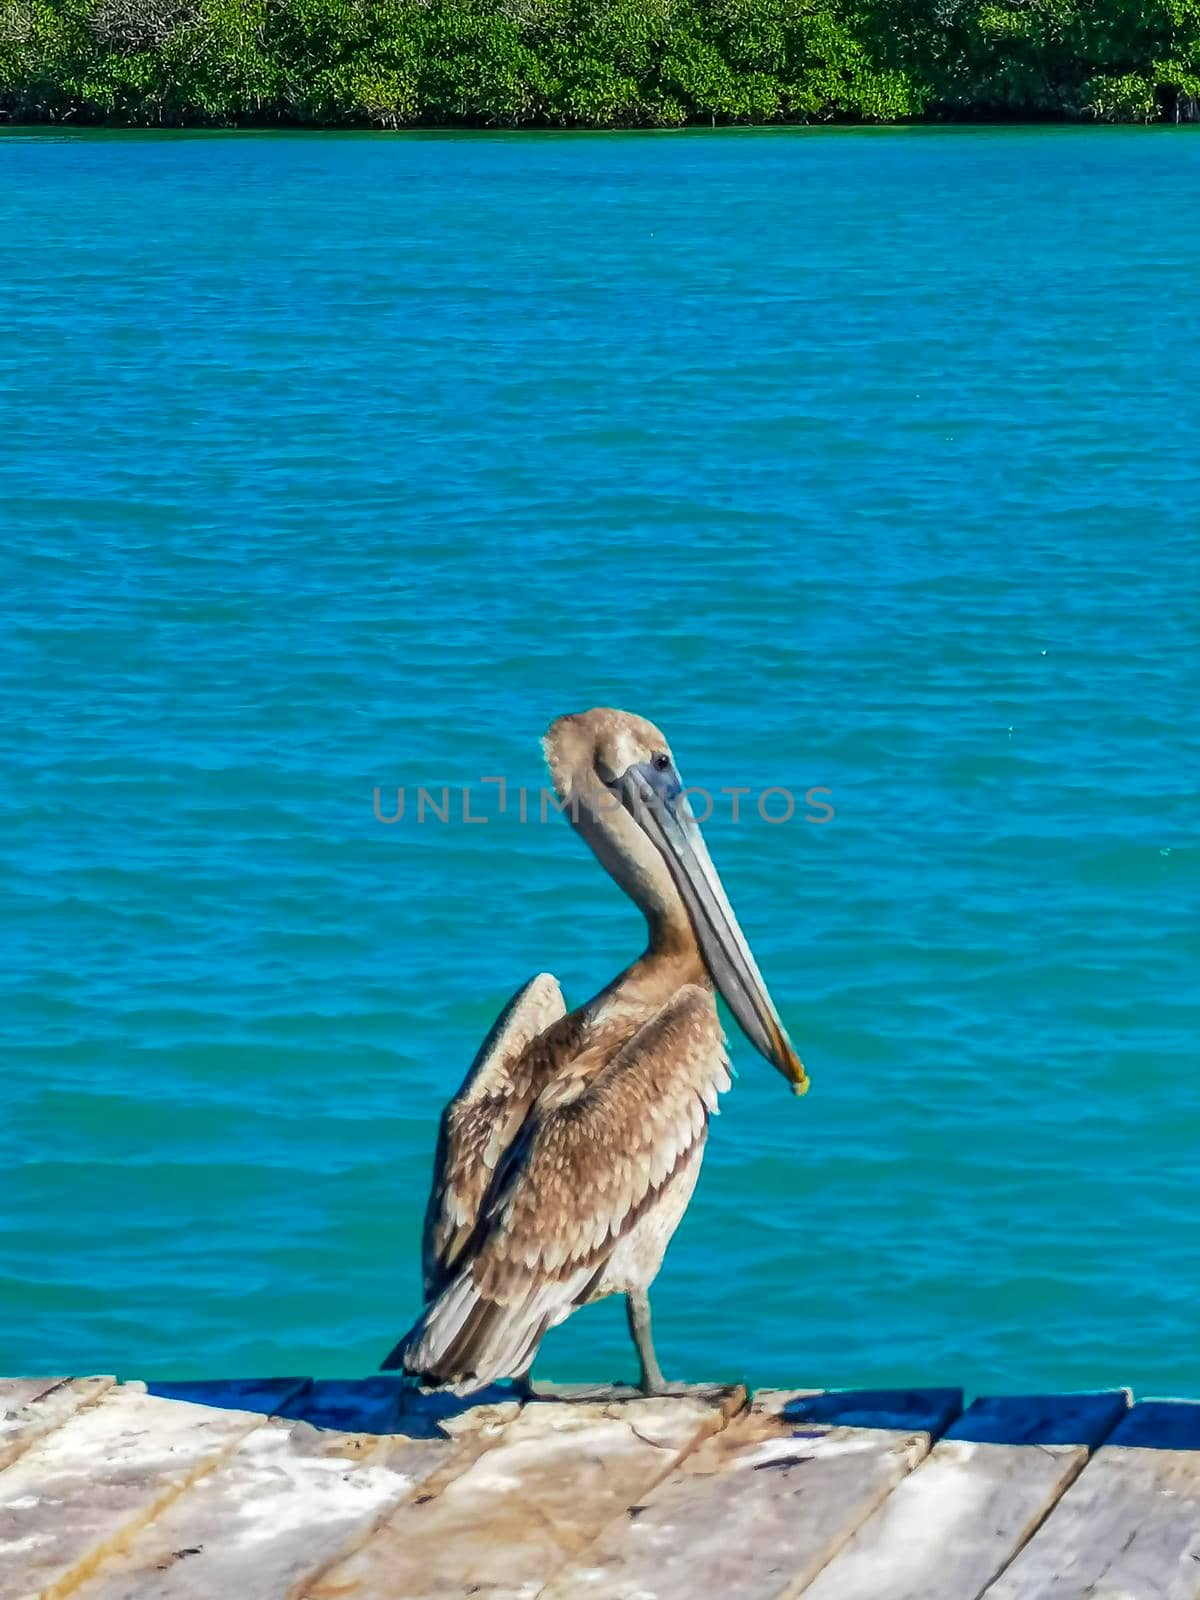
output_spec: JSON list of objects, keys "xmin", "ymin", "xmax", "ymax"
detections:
[{"xmin": 613, "ymin": 762, "xmax": 809, "ymax": 1094}]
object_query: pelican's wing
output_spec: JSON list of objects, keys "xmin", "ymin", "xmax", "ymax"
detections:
[
  {"xmin": 421, "ymin": 971, "xmax": 569, "ymax": 1298},
  {"xmin": 402, "ymin": 984, "xmax": 730, "ymax": 1386}
]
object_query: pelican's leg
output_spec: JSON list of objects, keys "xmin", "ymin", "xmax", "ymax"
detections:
[{"xmin": 626, "ymin": 1290, "xmax": 666, "ymax": 1396}]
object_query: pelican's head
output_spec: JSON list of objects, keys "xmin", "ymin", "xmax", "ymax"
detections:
[{"xmin": 543, "ymin": 708, "xmax": 808, "ymax": 1094}]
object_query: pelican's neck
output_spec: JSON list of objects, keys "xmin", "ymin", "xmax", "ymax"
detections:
[
  {"xmin": 620, "ymin": 927, "xmax": 709, "ymax": 1008},
  {"xmin": 570, "ymin": 792, "xmax": 708, "ymax": 1008},
  {"xmin": 645, "ymin": 901, "xmax": 705, "ymax": 968}
]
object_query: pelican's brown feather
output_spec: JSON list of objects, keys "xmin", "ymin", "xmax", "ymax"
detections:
[
  {"xmin": 472, "ymin": 985, "xmax": 728, "ymax": 1302},
  {"xmin": 393, "ymin": 985, "xmax": 731, "ymax": 1388},
  {"xmin": 421, "ymin": 972, "xmax": 572, "ymax": 1297}
]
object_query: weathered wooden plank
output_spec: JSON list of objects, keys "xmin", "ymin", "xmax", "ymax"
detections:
[
  {"xmin": 0, "ymin": 1379, "xmax": 116, "ymax": 1474},
  {"xmin": 982, "ymin": 1400, "xmax": 1200, "ymax": 1600},
  {"xmin": 305, "ymin": 1385, "xmax": 744, "ymax": 1600},
  {"xmin": 799, "ymin": 1391, "xmax": 1130, "ymax": 1600},
  {"xmin": 65, "ymin": 1393, "xmax": 519, "ymax": 1600},
  {"xmin": 527, "ymin": 1381, "xmax": 724, "ymax": 1403},
  {"xmin": 542, "ymin": 1387, "xmax": 962, "ymax": 1600},
  {"xmin": 0, "ymin": 1387, "xmax": 63, "ymax": 1418},
  {"xmin": 0, "ymin": 1385, "xmax": 266, "ymax": 1600}
]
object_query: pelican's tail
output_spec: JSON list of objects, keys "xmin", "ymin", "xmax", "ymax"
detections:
[{"xmin": 381, "ymin": 1266, "xmax": 582, "ymax": 1394}]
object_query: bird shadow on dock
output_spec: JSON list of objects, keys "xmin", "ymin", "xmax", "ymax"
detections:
[{"xmin": 144, "ymin": 1376, "xmax": 520, "ymax": 1439}]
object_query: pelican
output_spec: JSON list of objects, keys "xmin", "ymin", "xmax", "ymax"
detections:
[{"xmin": 382, "ymin": 708, "xmax": 807, "ymax": 1395}]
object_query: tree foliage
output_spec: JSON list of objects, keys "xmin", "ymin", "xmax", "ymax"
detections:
[
  {"xmin": 2, "ymin": 0, "xmax": 1199, "ymax": 124},
  {"xmin": 862, "ymin": 0, "xmax": 1200, "ymax": 120}
]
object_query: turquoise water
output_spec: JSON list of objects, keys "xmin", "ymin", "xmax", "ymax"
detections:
[{"xmin": 2, "ymin": 126, "xmax": 1196, "ymax": 1398}]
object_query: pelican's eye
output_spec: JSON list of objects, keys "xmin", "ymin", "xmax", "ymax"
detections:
[{"xmin": 651, "ymin": 752, "xmax": 671, "ymax": 772}]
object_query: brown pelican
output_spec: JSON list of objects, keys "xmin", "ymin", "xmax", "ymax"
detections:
[{"xmin": 383, "ymin": 708, "xmax": 807, "ymax": 1395}]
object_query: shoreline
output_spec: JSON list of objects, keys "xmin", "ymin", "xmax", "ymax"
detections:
[{"xmin": 6, "ymin": 116, "xmax": 1200, "ymax": 134}]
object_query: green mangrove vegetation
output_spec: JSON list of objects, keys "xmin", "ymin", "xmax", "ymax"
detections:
[{"xmin": 3, "ymin": 0, "xmax": 1200, "ymax": 127}]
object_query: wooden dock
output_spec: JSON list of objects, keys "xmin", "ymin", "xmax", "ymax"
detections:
[{"xmin": 2, "ymin": 1375, "xmax": 1199, "ymax": 1600}]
